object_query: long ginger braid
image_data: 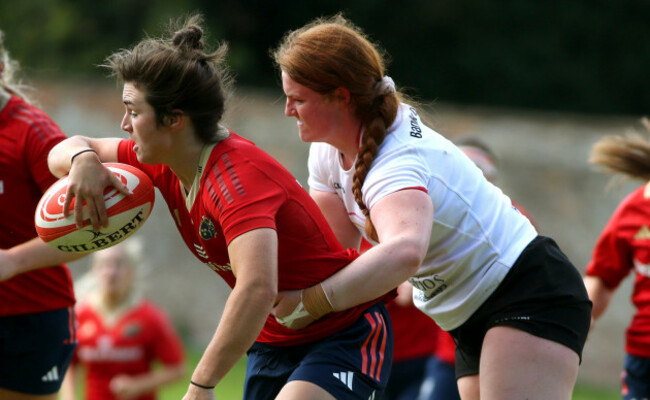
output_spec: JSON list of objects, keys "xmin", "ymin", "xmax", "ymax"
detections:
[{"xmin": 353, "ymin": 92, "xmax": 400, "ymax": 242}]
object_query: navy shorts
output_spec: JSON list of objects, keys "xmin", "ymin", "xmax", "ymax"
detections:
[
  {"xmin": 0, "ymin": 307, "xmax": 77, "ymax": 394},
  {"xmin": 622, "ymin": 353, "xmax": 650, "ymax": 400},
  {"xmin": 244, "ymin": 302, "xmax": 393, "ymax": 400},
  {"xmin": 448, "ymin": 236, "xmax": 592, "ymax": 378}
]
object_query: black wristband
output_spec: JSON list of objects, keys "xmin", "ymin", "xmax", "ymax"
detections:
[
  {"xmin": 190, "ymin": 380, "xmax": 215, "ymax": 389},
  {"xmin": 70, "ymin": 148, "xmax": 98, "ymax": 165}
]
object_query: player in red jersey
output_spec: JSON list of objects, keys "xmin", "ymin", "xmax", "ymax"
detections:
[
  {"xmin": 47, "ymin": 15, "xmax": 392, "ymax": 400},
  {"xmin": 61, "ymin": 240, "xmax": 185, "ymax": 400},
  {"xmin": 0, "ymin": 29, "xmax": 86, "ymax": 400},
  {"xmin": 585, "ymin": 121, "xmax": 650, "ymax": 400}
]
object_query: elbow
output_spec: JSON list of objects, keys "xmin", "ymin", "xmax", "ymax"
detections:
[
  {"xmin": 395, "ymin": 241, "xmax": 426, "ymax": 276},
  {"xmin": 250, "ymin": 281, "xmax": 278, "ymax": 308}
]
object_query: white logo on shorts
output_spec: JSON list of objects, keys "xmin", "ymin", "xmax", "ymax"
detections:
[
  {"xmin": 333, "ymin": 371, "xmax": 354, "ymax": 390},
  {"xmin": 41, "ymin": 366, "xmax": 59, "ymax": 382}
]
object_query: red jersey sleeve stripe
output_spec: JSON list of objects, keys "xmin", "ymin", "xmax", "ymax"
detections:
[
  {"xmin": 13, "ymin": 113, "xmax": 58, "ymax": 140},
  {"xmin": 209, "ymin": 167, "xmax": 234, "ymax": 204},
  {"xmin": 220, "ymin": 154, "xmax": 246, "ymax": 197},
  {"xmin": 12, "ymin": 105, "xmax": 62, "ymax": 141},
  {"xmin": 217, "ymin": 173, "xmax": 234, "ymax": 203},
  {"xmin": 206, "ymin": 178, "xmax": 224, "ymax": 212}
]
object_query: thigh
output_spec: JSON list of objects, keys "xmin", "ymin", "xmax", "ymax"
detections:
[
  {"xmin": 276, "ymin": 380, "xmax": 337, "ymax": 400},
  {"xmin": 457, "ymin": 375, "xmax": 479, "ymax": 400},
  {"xmin": 479, "ymin": 326, "xmax": 579, "ymax": 400},
  {"xmin": 0, "ymin": 308, "xmax": 76, "ymax": 395},
  {"xmin": 622, "ymin": 353, "xmax": 650, "ymax": 400},
  {"xmin": 0, "ymin": 387, "xmax": 58, "ymax": 400}
]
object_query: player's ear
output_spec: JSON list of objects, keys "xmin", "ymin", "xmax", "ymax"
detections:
[
  {"xmin": 333, "ymin": 87, "xmax": 351, "ymax": 105},
  {"xmin": 164, "ymin": 110, "xmax": 184, "ymax": 129}
]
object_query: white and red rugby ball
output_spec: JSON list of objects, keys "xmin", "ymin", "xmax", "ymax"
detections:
[{"xmin": 35, "ymin": 163, "xmax": 155, "ymax": 253}]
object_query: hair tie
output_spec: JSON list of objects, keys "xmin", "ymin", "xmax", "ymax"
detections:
[{"xmin": 374, "ymin": 76, "xmax": 396, "ymax": 96}]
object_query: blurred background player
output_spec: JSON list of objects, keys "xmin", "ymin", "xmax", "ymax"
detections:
[
  {"xmin": 61, "ymin": 239, "xmax": 186, "ymax": 400},
  {"xmin": 0, "ymin": 28, "xmax": 84, "ymax": 400},
  {"xmin": 584, "ymin": 120, "xmax": 650, "ymax": 400}
]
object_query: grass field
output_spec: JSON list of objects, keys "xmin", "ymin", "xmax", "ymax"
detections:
[{"xmin": 154, "ymin": 346, "xmax": 621, "ymax": 400}]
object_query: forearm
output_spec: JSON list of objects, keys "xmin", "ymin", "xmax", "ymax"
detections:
[
  {"xmin": 319, "ymin": 189, "xmax": 432, "ymax": 312},
  {"xmin": 48, "ymin": 135, "xmax": 97, "ymax": 177},
  {"xmin": 323, "ymin": 236, "xmax": 421, "ymax": 312},
  {"xmin": 191, "ymin": 284, "xmax": 274, "ymax": 387},
  {"xmin": 4, "ymin": 236, "xmax": 84, "ymax": 278},
  {"xmin": 583, "ymin": 275, "xmax": 614, "ymax": 322}
]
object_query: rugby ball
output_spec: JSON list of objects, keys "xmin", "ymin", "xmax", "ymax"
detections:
[{"xmin": 35, "ymin": 163, "xmax": 155, "ymax": 253}]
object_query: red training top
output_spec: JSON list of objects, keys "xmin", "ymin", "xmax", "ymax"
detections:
[
  {"xmin": 0, "ymin": 95, "xmax": 75, "ymax": 316},
  {"xmin": 586, "ymin": 183, "xmax": 650, "ymax": 358},
  {"xmin": 73, "ymin": 299, "xmax": 184, "ymax": 400},
  {"xmin": 117, "ymin": 132, "xmax": 385, "ymax": 346}
]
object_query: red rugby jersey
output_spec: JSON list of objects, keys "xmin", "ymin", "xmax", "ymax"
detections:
[
  {"xmin": 117, "ymin": 132, "xmax": 382, "ymax": 346},
  {"xmin": 0, "ymin": 95, "xmax": 75, "ymax": 316},
  {"xmin": 73, "ymin": 299, "xmax": 184, "ymax": 400},
  {"xmin": 586, "ymin": 183, "xmax": 650, "ymax": 358}
]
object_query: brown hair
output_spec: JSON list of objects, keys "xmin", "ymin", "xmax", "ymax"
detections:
[
  {"xmin": 272, "ymin": 14, "xmax": 402, "ymax": 241},
  {"xmin": 590, "ymin": 118, "xmax": 650, "ymax": 181},
  {"xmin": 102, "ymin": 14, "xmax": 232, "ymax": 143}
]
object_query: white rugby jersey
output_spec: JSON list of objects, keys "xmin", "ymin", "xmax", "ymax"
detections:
[{"xmin": 308, "ymin": 103, "xmax": 538, "ymax": 330}]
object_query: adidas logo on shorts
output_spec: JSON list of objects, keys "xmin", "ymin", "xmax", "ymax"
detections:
[
  {"xmin": 333, "ymin": 371, "xmax": 354, "ymax": 390},
  {"xmin": 41, "ymin": 366, "xmax": 59, "ymax": 382}
]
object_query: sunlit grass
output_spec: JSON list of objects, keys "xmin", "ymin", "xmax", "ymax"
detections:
[{"xmin": 158, "ymin": 346, "xmax": 620, "ymax": 399}]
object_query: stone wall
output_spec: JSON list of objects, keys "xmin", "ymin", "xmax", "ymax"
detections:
[{"xmin": 38, "ymin": 81, "xmax": 643, "ymax": 390}]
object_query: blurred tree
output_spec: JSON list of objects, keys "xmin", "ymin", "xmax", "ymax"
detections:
[{"xmin": 0, "ymin": 0, "xmax": 647, "ymax": 115}]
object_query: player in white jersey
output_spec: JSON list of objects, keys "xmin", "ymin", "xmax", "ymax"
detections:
[{"xmin": 270, "ymin": 14, "xmax": 592, "ymax": 400}]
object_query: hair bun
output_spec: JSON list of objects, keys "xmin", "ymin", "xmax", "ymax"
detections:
[{"xmin": 172, "ymin": 25, "xmax": 204, "ymax": 50}]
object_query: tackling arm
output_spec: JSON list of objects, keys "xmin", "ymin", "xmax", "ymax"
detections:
[{"xmin": 320, "ymin": 189, "xmax": 433, "ymax": 311}]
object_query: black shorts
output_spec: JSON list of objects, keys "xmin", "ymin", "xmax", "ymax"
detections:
[
  {"xmin": 0, "ymin": 307, "xmax": 77, "ymax": 394},
  {"xmin": 448, "ymin": 236, "xmax": 592, "ymax": 379}
]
